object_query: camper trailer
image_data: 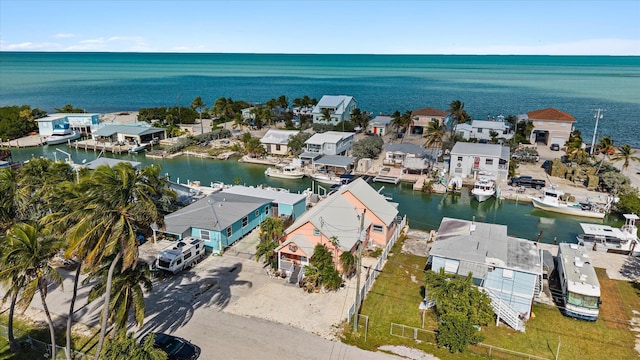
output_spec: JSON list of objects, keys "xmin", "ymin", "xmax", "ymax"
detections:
[
  {"xmin": 156, "ymin": 238, "xmax": 205, "ymax": 274},
  {"xmin": 556, "ymin": 243, "xmax": 601, "ymax": 321}
]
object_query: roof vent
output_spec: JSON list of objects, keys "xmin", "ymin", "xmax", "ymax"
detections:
[{"xmin": 574, "ymin": 258, "xmax": 583, "ymax": 268}]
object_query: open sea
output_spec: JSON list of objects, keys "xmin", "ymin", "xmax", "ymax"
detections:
[{"xmin": 1, "ymin": 52, "xmax": 639, "ymax": 147}]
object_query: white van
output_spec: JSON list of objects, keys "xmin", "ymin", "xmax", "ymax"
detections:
[{"xmin": 156, "ymin": 238, "xmax": 205, "ymax": 274}]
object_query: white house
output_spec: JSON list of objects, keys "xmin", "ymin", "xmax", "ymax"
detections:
[
  {"xmin": 312, "ymin": 95, "xmax": 357, "ymax": 125},
  {"xmin": 368, "ymin": 115, "xmax": 393, "ymax": 136},
  {"xmin": 299, "ymin": 131, "xmax": 355, "ymax": 164},
  {"xmin": 35, "ymin": 113, "xmax": 100, "ymax": 137},
  {"xmin": 455, "ymin": 118, "xmax": 513, "ymax": 141},
  {"xmin": 449, "ymin": 142, "xmax": 510, "ymax": 181},
  {"xmin": 260, "ymin": 129, "xmax": 300, "ymax": 156}
]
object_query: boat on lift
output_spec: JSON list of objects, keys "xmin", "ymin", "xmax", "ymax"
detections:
[{"xmin": 471, "ymin": 178, "xmax": 496, "ymax": 202}]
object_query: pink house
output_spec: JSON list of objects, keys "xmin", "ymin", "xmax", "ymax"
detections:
[
  {"xmin": 410, "ymin": 107, "xmax": 448, "ymax": 135},
  {"xmin": 276, "ymin": 178, "xmax": 399, "ymax": 279},
  {"xmin": 526, "ymin": 108, "xmax": 576, "ymax": 146}
]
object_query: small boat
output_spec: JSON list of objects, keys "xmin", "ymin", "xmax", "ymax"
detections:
[
  {"xmin": 471, "ymin": 178, "xmax": 496, "ymax": 202},
  {"xmin": 577, "ymin": 213, "xmax": 639, "ymax": 255},
  {"xmin": 530, "ymin": 187, "xmax": 606, "ymax": 219},
  {"xmin": 264, "ymin": 165, "xmax": 305, "ymax": 179},
  {"xmin": 310, "ymin": 172, "xmax": 342, "ymax": 186},
  {"xmin": 447, "ymin": 176, "xmax": 462, "ymax": 192},
  {"xmin": 46, "ymin": 127, "xmax": 81, "ymax": 145},
  {"xmin": 128, "ymin": 142, "xmax": 148, "ymax": 153}
]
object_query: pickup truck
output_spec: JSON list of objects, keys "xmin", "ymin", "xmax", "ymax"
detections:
[{"xmin": 509, "ymin": 176, "xmax": 546, "ymax": 189}]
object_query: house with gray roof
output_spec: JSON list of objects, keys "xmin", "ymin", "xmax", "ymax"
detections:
[
  {"xmin": 312, "ymin": 95, "xmax": 357, "ymax": 125},
  {"xmin": 368, "ymin": 115, "xmax": 393, "ymax": 136},
  {"xmin": 427, "ymin": 217, "xmax": 543, "ymax": 331},
  {"xmin": 161, "ymin": 192, "xmax": 271, "ymax": 253},
  {"xmin": 384, "ymin": 143, "xmax": 430, "ymax": 167},
  {"xmin": 91, "ymin": 124, "xmax": 166, "ymax": 146},
  {"xmin": 259, "ymin": 129, "xmax": 300, "ymax": 156},
  {"xmin": 454, "ymin": 117, "xmax": 513, "ymax": 142},
  {"xmin": 220, "ymin": 185, "xmax": 307, "ymax": 221},
  {"xmin": 449, "ymin": 142, "xmax": 510, "ymax": 181}
]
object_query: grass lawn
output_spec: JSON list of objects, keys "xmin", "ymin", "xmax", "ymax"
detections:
[
  {"xmin": 341, "ymin": 236, "xmax": 639, "ymax": 360},
  {"xmin": 0, "ymin": 313, "xmax": 98, "ymax": 360}
]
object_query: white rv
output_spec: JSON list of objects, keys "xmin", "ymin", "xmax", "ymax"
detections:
[
  {"xmin": 556, "ymin": 243, "xmax": 601, "ymax": 321},
  {"xmin": 156, "ymin": 238, "xmax": 205, "ymax": 274}
]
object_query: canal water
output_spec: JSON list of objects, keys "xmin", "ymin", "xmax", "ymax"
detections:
[{"xmin": 8, "ymin": 145, "xmax": 622, "ymax": 245}]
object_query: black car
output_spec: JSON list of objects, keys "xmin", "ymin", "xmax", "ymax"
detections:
[
  {"xmin": 142, "ymin": 333, "xmax": 200, "ymax": 360},
  {"xmin": 550, "ymin": 143, "xmax": 560, "ymax": 151}
]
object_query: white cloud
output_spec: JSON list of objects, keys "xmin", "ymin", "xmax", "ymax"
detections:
[
  {"xmin": 433, "ymin": 39, "xmax": 640, "ymax": 56},
  {"xmin": 53, "ymin": 33, "xmax": 75, "ymax": 39},
  {"xmin": 0, "ymin": 41, "xmax": 62, "ymax": 51}
]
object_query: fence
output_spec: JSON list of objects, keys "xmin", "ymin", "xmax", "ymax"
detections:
[
  {"xmin": 347, "ymin": 215, "xmax": 407, "ymax": 323},
  {"xmin": 389, "ymin": 322, "xmax": 549, "ymax": 360},
  {"xmin": 0, "ymin": 323, "xmax": 89, "ymax": 359}
]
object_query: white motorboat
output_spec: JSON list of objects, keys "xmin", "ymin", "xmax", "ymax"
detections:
[
  {"xmin": 577, "ymin": 213, "xmax": 639, "ymax": 255},
  {"xmin": 530, "ymin": 187, "xmax": 607, "ymax": 219},
  {"xmin": 46, "ymin": 128, "xmax": 81, "ymax": 145},
  {"xmin": 471, "ymin": 178, "xmax": 496, "ymax": 202},
  {"xmin": 128, "ymin": 142, "xmax": 148, "ymax": 153},
  {"xmin": 447, "ymin": 176, "xmax": 462, "ymax": 192},
  {"xmin": 310, "ymin": 172, "xmax": 342, "ymax": 186},
  {"xmin": 264, "ymin": 165, "xmax": 305, "ymax": 180}
]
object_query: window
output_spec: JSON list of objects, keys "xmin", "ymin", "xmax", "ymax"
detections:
[
  {"xmin": 313, "ymin": 228, "xmax": 320, "ymax": 236},
  {"xmin": 372, "ymin": 224, "xmax": 384, "ymax": 233},
  {"xmin": 176, "ymin": 259, "xmax": 182, "ymax": 266},
  {"xmin": 255, "ymin": 209, "xmax": 259, "ymax": 216},
  {"xmin": 201, "ymin": 230, "xmax": 210, "ymax": 240},
  {"xmin": 265, "ymin": 206, "xmax": 269, "ymax": 215},
  {"xmin": 226, "ymin": 227, "xmax": 232, "ymax": 237},
  {"xmin": 457, "ymin": 156, "xmax": 463, "ymax": 161},
  {"xmin": 485, "ymin": 159, "xmax": 494, "ymax": 165},
  {"xmin": 276, "ymin": 144, "xmax": 281, "ymax": 151},
  {"xmin": 242, "ymin": 216, "xmax": 248, "ymax": 227},
  {"xmin": 503, "ymin": 269, "xmax": 513, "ymax": 278},
  {"xmin": 477, "ymin": 128, "xmax": 483, "ymax": 133}
]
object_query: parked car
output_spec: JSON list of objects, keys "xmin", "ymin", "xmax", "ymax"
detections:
[
  {"xmin": 541, "ymin": 160, "xmax": 552, "ymax": 170},
  {"xmin": 509, "ymin": 176, "xmax": 546, "ymax": 189},
  {"xmin": 141, "ymin": 333, "xmax": 200, "ymax": 360},
  {"xmin": 550, "ymin": 143, "xmax": 560, "ymax": 151}
]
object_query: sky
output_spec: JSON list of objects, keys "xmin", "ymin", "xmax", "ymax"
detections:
[{"xmin": 1, "ymin": 0, "xmax": 639, "ymax": 55}]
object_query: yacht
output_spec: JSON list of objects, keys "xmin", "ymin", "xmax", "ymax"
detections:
[
  {"xmin": 471, "ymin": 178, "xmax": 496, "ymax": 202},
  {"xmin": 577, "ymin": 213, "xmax": 639, "ymax": 255},
  {"xmin": 530, "ymin": 187, "xmax": 607, "ymax": 219},
  {"xmin": 46, "ymin": 127, "xmax": 81, "ymax": 145},
  {"xmin": 264, "ymin": 165, "xmax": 305, "ymax": 180}
]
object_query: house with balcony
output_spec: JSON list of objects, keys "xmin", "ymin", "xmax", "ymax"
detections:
[
  {"xmin": 426, "ymin": 217, "xmax": 543, "ymax": 331},
  {"xmin": 367, "ymin": 115, "xmax": 393, "ymax": 136},
  {"xmin": 522, "ymin": 108, "xmax": 576, "ymax": 146},
  {"xmin": 35, "ymin": 113, "xmax": 101, "ymax": 136},
  {"xmin": 260, "ymin": 129, "xmax": 300, "ymax": 156},
  {"xmin": 276, "ymin": 178, "xmax": 400, "ymax": 282},
  {"xmin": 454, "ymin": 117, "xmax": 513, "ymax": 142},
  {"xmin": 299, "ymin": 131, "xmax": 355, "ymax": 164},
  {"xmin": 409, "ymin": 107, "xmax": 448, "ymax": 135},
  {"xmin": 312, "ymin": 95, "xmax": 357, "ymax": 125},
  {"xmin": 449, "ymin": 142, "xmax": 510, "ymax": 181},
  {"xmin": 383, "ymin": 143, "xmax": 430, "ymax": 166}
]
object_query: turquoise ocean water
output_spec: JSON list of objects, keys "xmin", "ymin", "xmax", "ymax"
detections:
[{"xmin": 1, "ymin": 52, "xmax": 639, "ymax": 147}]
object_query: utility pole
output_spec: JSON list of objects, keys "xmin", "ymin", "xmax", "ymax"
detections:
[
  {"xmin": 590, "ymin": 109, "xmax": 604, "ymax": 155},
  {"xmin": 353, "ymin": 209, "xmax": 366, "ymax": 332}
]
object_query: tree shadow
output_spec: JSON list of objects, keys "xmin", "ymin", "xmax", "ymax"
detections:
[
  {"xmin": 139, "ymin": 262, "xmax": 252, "ymax": 335},
  {"xmin": 619, "ymin": 256, "xmax": 640, "ymax": 282}
]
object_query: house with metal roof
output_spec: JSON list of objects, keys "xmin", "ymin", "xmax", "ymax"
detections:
[
  {"xmin": 449, "ymin": 142, "xmax": 510, "ymax": 181},
  {"xmin": 312, "ymin": 95, "xmax": 357, "ymax": 125},
  {"xmin": 259, "ymin": 129, "xmax": 300, "ymax": 156},
  {"xmin": 35, "ymin": 113, "xmax": 100, "ymax": 136},
  {"xmin": 521, "ymin": 108, "xmax": 576, "ymax": 146},
  {"xmin": 91, "ymin": 124, "xmax": 166, "ymax": 145},
  {"xmin": 383, "ymin": 143, "xmax": 430, "ymax": 166},
  {"xmin": 220, "ymin": 185, "xmax": 307, "ymax": 221},
  {"xmin": 276, "ymin": 178, "xmax": 400, "ymax": 281},
  {"xmin": 161, "ymin": 192, "xmax": 271, "ymax": 253},
  {"xmin": 299, "ymin": 131, "xmax": 356, "ymax": 168},
  {"xmin": 410, "ymin": 107, "xmax": 448, "ymax": 135},
  {"xmin": 454, "ymin": 117, "xmax": 513, "ymax": 142},
  {"xmin": 367, "ymin": 115, "xmax": 393, "ymax": 136},
  {"xmin": 426, "ymin": 217, "xmax": 543, "ymax": 331}
]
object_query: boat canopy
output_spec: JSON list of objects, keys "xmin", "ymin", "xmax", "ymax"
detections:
[{"xmin": 579, "ymin": 223, "xmax": 625, "ymax": 238}]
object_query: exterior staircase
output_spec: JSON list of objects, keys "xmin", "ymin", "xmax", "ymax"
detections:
[
  {"xmin": 482, "ymin": 287, "xmax": 526, "ymax": 332},
  {"xmin": 288, "ymin": 265, "xmax": 301, "ymax": 285}
]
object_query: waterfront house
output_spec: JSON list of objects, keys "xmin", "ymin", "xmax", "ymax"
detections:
[
  {"xmin": 449, "ymin": 142, "xmax": 510, "ymax": 181},
  {"xmin": 259, "ymin": 129, "xmax": 300, "ymax": 156},
  {"xmin": 454, "ymin": 117, "xmax": 513, "ymax": 142},
  {"xmin": 383, "ymin": 143, "xmax": 430, "ymax": 166},
  {"xmin": 220, "ymin": 185, "xmax": 307, "ymax": 221},
  {"xmin": 161, "ymin": 192, "xmax": 272, "ymax": 253},
  {"xmin": 91, "ymin": 124, "xmax": 166, "ymax": 145},
  {"xmin": 367, "ymin": 115, "xmax": 393, "ymax": 136},
  {"xmin": 522, "ymin": 108, "xmax": 576, "ymax": 146},
  {"xmin": 410, "ymin": 107, "xmax": 448, "ymax": 135},
  {"xmin": 276, "ymin": 178, "xmax": 399, "ymax": 279},
  {"xmin": 312, "ymin": 95, "xmax": 357, "ymax": 125},
  {"xmin": 426, "ymin": 217, "xmax": 543, "ymax": 331},
  {"xmin": 299, "ymin": 131, "xmax": 355, "ymax": 166},
  {"xmin": 35, "ymin": 113, "xmax": 100, "ymax": 137}
]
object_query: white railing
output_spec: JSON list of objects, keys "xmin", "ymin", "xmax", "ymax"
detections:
[{"xmin": 482, "ymin": 287, "xmax": 526, "ymax": 332}]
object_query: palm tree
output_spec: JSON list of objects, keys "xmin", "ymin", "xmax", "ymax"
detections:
[
  {"xmin": 0, "ymin": 234, "xmax": 27, "ymax": 353},
  {"xmin": 401, "ymin": 110, "xmax": 414, "ymax": 142},
  {"xmin": 612, "ymin": 144, "xmax": 640, "ymax": 173},
  {"xmin": 339, "ymin": 251, "xmax": 356, "ymax": 278},
  {"xmin": 595, "ymin": 136, "xmax": 615, "ymax": 173},
  {"xmin": 423, "ymin": 119, "xmax": 446, "ymax": 158},
  {"xmin": 1, "ymin": 222, "xmax": 63, "ymax": 360},
  {"xmin": 191, "ymin": 96, "xmax": 206, "ymax": 135},
  {"xmin": 448, "ymin": 100, "xmax": 470, "ymax": 137},
  {"xmin": 85, "ymin": 257, "xmax": 153, "ymax": 331},
  {"xmin": 0, "ymin": 168, "xmax": 18, "ymax": 231},
  {"xmin": 321, "ymin": 108, "xmax": 332, "ymax": 123},
  {"xmin": 255, "ymin": 217, "xmax": 283, "ymax": 269},
  {"xmin": 58, "ymin": 163, "xmax": 162, "ymax": 359},
  {"xmin": 567, "ymin": 146, "xmax": 589, "ymax": 165},
  {"xmin": 391, "ymin": 110, "xmax": 403, "ymax": 136},
  {"xmin": 255, "ymin": 240, "xmax": 279, "ymax": 269}
]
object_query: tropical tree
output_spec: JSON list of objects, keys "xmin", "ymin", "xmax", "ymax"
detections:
[
  {"xmin": 595, "ymin": 136, "xmax": 616, "ymax": 173},
  {"xmin": 277, "ymin": 95, "xmax": 289, "ymax": 109},
  {"xmin": 350, "ymin": 108, "xmax": 369, "ymax": 130},
  {"xmin": 255, "ymin": 217, "xmax": 284, "ymax": 269},
  {"xmin": 102, "ymin": 330, "xmax": 166, "ymax": 360},
  {"xmin": 0, "ymin": 168, "xmax": 18, "ymax": 231},
  {"xmin": 448, "ymin": 100, "xmax": 470, "ymax": 137},
  {"xmin": 400, "ymin": 110, "xmax": 414, "ymax": 142},
  {"xmin": 423, "ymin": 119, "xmax": 446, "ymax": 154},
  {"xmin": 191, "ymin": 96, "xmax": 206, "ymax": 135},
  {"xmin": 612, "ymin": 144, "xmax": 640, "ymax": 173},
  {"xmin": 85, "ymin": 257, "xmax": 153, "ymax": 331},
  {"xmin": 1, "ymin": 222, "xmax": 63, "ymax": 360},
  {"xmin": 287, "ymin": 132, "xmax": 312, "ymax": 156},
  {"xmin": 339, "ymin": 251, "xmax": 356, "ymax": 278},
  {"xmin": 321, "ymin": 108, "xmax": 332, "ymax": 123},
  {"xmin": 0, "ymin": 232, "xmax": 27, "ymax": 353},
  {"xmin": 244, "ymin": 137, "xmax": 266, "ymax": 157},
  {"xmin": 391, "ymin": 110, "xmax": 403, "ymax": 135},
  {"xmin": 55, "ymin": 104, "xmax": 85, "ymax": 113}
]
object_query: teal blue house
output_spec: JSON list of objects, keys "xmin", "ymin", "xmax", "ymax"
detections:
[{"xmin": 160, "ymin": 186, "xmax": 307, "ymax": 253}]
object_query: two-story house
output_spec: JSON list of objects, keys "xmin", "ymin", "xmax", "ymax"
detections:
[
  {"xmin": 454, "ymin": 118, "xmax": 513, "ymax": 142},
  {"xmin": 449, "ymin": 142, "xmax": 510, "ymax": 181},
  {"xmin": 35, "ymin": 113, "xmax": 101, "ymax": 136},
  {"xmin": 299, "ymin": 131, "xmax": 355, "ymax": 163},
  {"xmin": 426, "ymin": 217, "xmax": 543, "ymax": 331},
  {"xmin": 523, "ymin": 108, "xmax": 576, "ymax": 146},
  {"xmin": 409, "ymin": 107, "xmax": 448, "ymax": 135},
  {"xmin": 312, "ymin": 95, "xmax": 357, "ymax": 125}
]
